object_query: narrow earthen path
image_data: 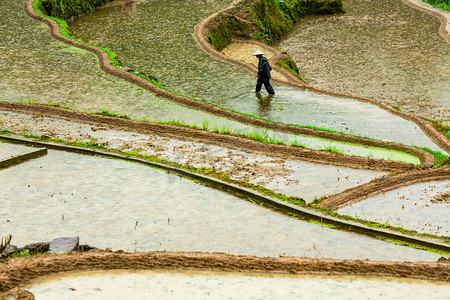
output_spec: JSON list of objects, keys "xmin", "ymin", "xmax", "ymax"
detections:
[
  {"xmin": 0, "ymin": 101, "xmax": 419, "ymax": 171},
  {"xmin": 1, "ymin": 251, "xmax": 449, "ymax": 297},
  {"xmin": 319, "ymin": 166, "xmax": 450, "ymax": 210}
]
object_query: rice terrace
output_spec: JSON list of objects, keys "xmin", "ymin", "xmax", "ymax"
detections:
[{"xmin": 0, "ymin": 0, "xmax": 450, "ymax": 298}]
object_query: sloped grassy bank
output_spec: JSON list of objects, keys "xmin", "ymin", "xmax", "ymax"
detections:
[
  {"xmin": 205, "ymin": 0, "xmax": 344, "ymax": 50},
  {"xmin": 204, "ymin": 0, "xmax": 344, "ymax": 76},
  {"xmin": 34, "ymin": 0, "xmax": 113, "ymax": 20}
]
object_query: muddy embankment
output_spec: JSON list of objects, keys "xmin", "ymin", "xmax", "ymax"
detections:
[
  {"xmin": 319, "ymin": 166, "xmax": 450, "ymax": 210},
  {"xmin": 195, "ymin": 0, "xmax": 450, "ymax": 155},
  {"xmin": 402, "ymin": 0, "xmax": 450, "ymax": 42},
  {"xmin": 1, "ymin": 251, "xmax": 449, "ymax": 297},
  {"xmin": 0, "ymin": 101, "xmax": 418, "ymax": 171},
  {"xmin": 23, "ymin": 0, "xmax": 450, "ymax": 160}
]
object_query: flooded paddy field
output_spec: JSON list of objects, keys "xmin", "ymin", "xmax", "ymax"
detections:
[
  {"xmin": 0, "ymin": 147, "xmax": 440, "ymax": 261},
  {"xmin": 339, "ymin": 180, "xmax": 450, "ymax": 236},
  {"xmin": 0, "ymin": 0, "xmax": 449, "ymax": 294},
  {"xmin": 0, "ymin": 111, "xmax": 389, "ymax": 201},
  {"xmin": 0, "ymin": 105, "xmax": 424, "ymax": 165},
  {"xmin": 277, "ymin": 0, "xmax": 450, "ymax": 124},
  {"xmin": 0, "ymin": 0, "xmax": 269, "ymax": 136},
  {"xmin": 0, "ymin": 0, "xmax": 433, "ymax": 161},
  {"xmin": 67, "ymin": 0, "xmax": 445, "ymax": 151},
  {"xmin": 20, "ymin": 270, "xmax": 450, "ymax": 300}
]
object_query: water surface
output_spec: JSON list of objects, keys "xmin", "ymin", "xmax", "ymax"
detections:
[
  {"xmin": 277, "ymin": 0, "xmax": 450, "ymax": 124},
  {"xmin": 0, "ymin": 149, "xmax": 439, "ymax": 261},
  {"xmin": 0, "ymin": 141, "xmax": 35, "ymax": 161},
  {"xmin": 25, "ymin": 270, "xmax": 450, "ymax": 300},
  {"xmin": 0, "ymin": 0, "xmax": 427, "ymax": 160},
  {"xmin": 339, "ymin": 180, "xmax": 450, "ymax": 236},
  {"xmin": 69, "ymin": 0, "xmax": 446, "ymax": 152}
]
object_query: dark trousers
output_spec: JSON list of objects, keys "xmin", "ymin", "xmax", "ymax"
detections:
[{"xmin": 256, "ymin": 79, "xmax": 275, "ymax": 95}]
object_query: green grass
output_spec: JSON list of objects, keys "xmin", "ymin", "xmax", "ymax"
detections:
[
  {"xmin": 422, "ymin": 0, "xmax": 450, "ymax": 11},
  {"xmin": 419, "ymin": 147, "xmax": 449, "ymax": 167},
  {"xmin": 94, "ymin": 110, "xmax": 131, "ymax": 120},
  {"xmin": 320, "ymin": 145, "xmax": 344, "ymax": 154}
]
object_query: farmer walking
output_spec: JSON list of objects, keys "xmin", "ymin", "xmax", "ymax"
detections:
[{"xmin": 253, "ymin": 50, "xmax": 275, "ymax": 95}]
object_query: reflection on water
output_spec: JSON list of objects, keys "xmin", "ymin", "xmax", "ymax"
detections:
[
  {"xmin": 277, "ymin": 0, "xmax": 450, "ymax": 124},
  {"xmin": 27, "ymin": 270, "xmax": 450, "ymax": 300},
  {"xmin": 339, "ymin": 181, "xmax": 450, "ymax": 236},
  {"xmin": 0, "ymin": 150, "xmax": 439, "ymax": 261},
  {"xmin": 69, "ymin": 0, "xmax": 445, "ymax": 152},
  {"xmin": 256, "ymin": 93, "xmax": 274, "ymax": 118}
]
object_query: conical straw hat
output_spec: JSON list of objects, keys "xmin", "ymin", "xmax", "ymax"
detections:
[{"xmin": 252, "ymin": 50, "xmax": 265, "ymax": 56}]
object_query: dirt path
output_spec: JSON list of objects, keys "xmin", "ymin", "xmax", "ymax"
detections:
[
  {"xmin": 319, "ymin": 166, "xmax": 450, "ymax": 210},
  {"xmin": 1, "ymin": 251, "xmax": 449, "ymax": 297},
  {"xmin": 0, "ymin": 102, "xmax": 423, "ymax": 171}
]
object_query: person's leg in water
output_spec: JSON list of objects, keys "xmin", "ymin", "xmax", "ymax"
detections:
[
  {"xmin": 255, "ymin": 79, "xmax": 263, "ymax": 93},
  {"xmin": 263, "ymin": 80, "xmax": 275, "ymax": 95}
]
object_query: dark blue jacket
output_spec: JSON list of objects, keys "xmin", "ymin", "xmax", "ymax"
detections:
[{"xmin": 258, "ymin": 56, "xmax": 272, "ymax": 81}]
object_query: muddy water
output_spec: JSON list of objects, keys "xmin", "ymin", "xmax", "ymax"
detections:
[
  {"xmin": 0, "ymin": 149, "xmax": 440, "ymax": 261},
  {"xmin": 69, "ymin": 0, "xmax": 445, "ymax": 152},
  {"xmin": 0, "ymin": 0, "xmax": 426, "ymax": 161},
  {"xmin": 277, "ymin": 0, "xmax": 450, "ymax": 124},
  {"xmin": 0, "ymin": 141, "xmax": 35, "ymax": 161},
  {"xmin": 0, "ymin": 0, "xmax": 265, "ymax": 135},
  {"xmin": 0, "ymin": 111, "xmax": 389, "ymax": 202},
  {"xmin": 25, "ymin": 270, "xmax": 450, "ymax": 300},
  {"xmin": 339, "ymin": 180, "xmax": 450, "ymax": 236}
]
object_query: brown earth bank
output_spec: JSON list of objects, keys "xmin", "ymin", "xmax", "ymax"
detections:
[
  {"xmin": 318, "ymin": 166, "xmax": 450, "ymax": 210},
  {"xmin": 194, "ymin": 0, "xmax": 450, "ymax": 154},
  {"xmin": 24, "ymin": 0, "xmax": 450, "ymax": 157},
  {"xmin": 0, "ymin": 102, "xmax": 423, "ymax": 172},
  {"xmin": 402, "ymin": 0, "xmax": 450, "ymax": 43},
  {"xmin": 1, "ymin": 251, "xmax": 449, "ymax": 297}
]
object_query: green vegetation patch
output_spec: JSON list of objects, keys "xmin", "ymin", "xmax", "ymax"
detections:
[
  {"xmin": 35, "ymin": 0, "xmax": 113, "ymax": 20},
  {"xmin": 205, "ymin": 0, "xmax": 344, "ymax": 78},
  {"xmin": 275, "ymin": 53, "xmax": 303, "ymax": 79},
  {"xmin": 206, "ymin": 15, "xmax": 252, "ymax": 51},
  {"xmin": 422, "ymin": 0, "xmax": 450, "ymax": 11}
]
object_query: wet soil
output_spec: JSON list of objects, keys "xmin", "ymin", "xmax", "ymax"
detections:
[
  {"xmin": 432, "ymin": 191, "xmax": 450, "ymax": 204},
  {"xmin": 1, "ymin": 251, "xmax": 449, "ymax": 297}
]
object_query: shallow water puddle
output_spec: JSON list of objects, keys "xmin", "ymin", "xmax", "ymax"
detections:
[
  {"xmin": 69, "ymin": 0, "xmax": 445, "ymax": 152},
  {"xmin": 0, "ymin": 149, "xmax": 439, "ymax": 261},
  {"xmin": 24, "ymin": 270, "xmax": 450, "ymax": 300},
  {"xmin": 339, "ymin": 181, "xmax": 450, "ymax": 236}
]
